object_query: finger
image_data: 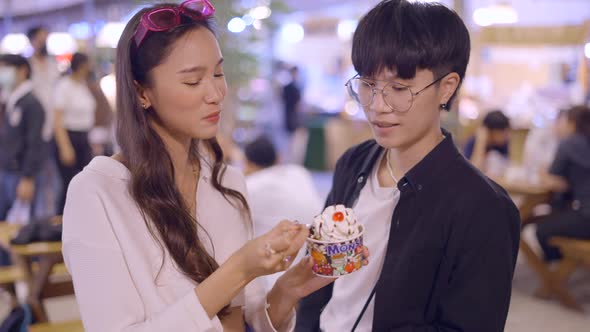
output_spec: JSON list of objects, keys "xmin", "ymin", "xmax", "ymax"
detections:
[
  {"xmin": 362, "ymin": 246, "xmax": 370, "ymax": 259},
  {"xmin": 269, "ymin": 220, "xmax": 299, "ymax": 238},
  {"xmin": 286, "ymin": 228, "xmax": 308, "ymax": 257},
  {"xmin": 266, "ymin": 234, "xmax": 291, "ymax": 253}
]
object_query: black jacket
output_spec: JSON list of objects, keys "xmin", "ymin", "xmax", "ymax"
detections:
[
  {"xmin": 296, "ymin": 132, "xmax": 520, "ymax": 332},
  {"xmin": 0, "ymin": 91, "xmax": 46, "ymax": 177}
]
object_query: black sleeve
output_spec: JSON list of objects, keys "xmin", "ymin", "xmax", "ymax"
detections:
[
  {"xmin": 389, "ymin": 193, "xmax": 521, "ymax": 332},
  {"xmin": 21, "ymin": 101, "xmax": 46, "ymax": 177},
  {"xmin": 549, "ymin": 141, "xmax": 570, "ymax": 178}
]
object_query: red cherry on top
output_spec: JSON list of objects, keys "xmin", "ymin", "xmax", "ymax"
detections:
[{"xmin": 333, "ymin": 212, "xmax": 345, "ymax": 222}]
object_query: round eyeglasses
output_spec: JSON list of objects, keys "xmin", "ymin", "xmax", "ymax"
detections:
[{"xmin": 345, "ymin": 73, "xmax": 450, "ymax": 113}]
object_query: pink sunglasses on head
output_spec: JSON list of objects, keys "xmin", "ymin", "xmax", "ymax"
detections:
[{"xmin": 133, "ymin": 0, "xmax": 215, "ymax": 47}]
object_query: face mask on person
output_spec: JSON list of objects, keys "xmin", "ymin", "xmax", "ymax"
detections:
[{"xmin": 0, "ymin": 67, "xmax": 17, "ymax": 92}]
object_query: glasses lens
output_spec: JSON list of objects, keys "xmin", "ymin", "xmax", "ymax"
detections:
[
  {"xmin": 182, "ymin": 0, "xmax": 215, "ymax": 18},
  {"xmin": 148, "ymin": 9, "xmax": 178, "ymax": 29},
  {"xmin": 348, "ymin": 78, "xmax": 374, "ymax": 106},
  {"xmin": 383, "ymin": 83, "xmax": 412, "ymax": 112}
]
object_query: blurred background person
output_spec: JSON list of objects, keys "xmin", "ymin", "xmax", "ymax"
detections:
[
  {"xmin": 26, "ymin": 24, "xmax": 62, "ymax": 219},
  {"xmin": 243, "ymin": 135, "xmax": 322, "ymax": 291},
  {"xmin": 523, "ymin": 108, "xmax": 579, "ymax": 173},
  {"xmin": 0, "ymin": 54, "xmax": 46, "ymax": 223},
  {"xmin": 282, "ymin": 66, "xmax": 302, "ymax": 135},
  {"xmin": 53, "ymin": 52, "xmax": 96, "ymax": 215},
  {"xmin": 536, "ymin": 105, "xmax": 590, "ymax": 262},
  {"xmin": 464, "ymin": 110, "xmax": 511, "ymax": 176}
]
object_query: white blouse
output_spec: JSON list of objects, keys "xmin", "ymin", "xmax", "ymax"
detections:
[
  {"xmin": 54, "ymin": 77, "xmax": 96, "ymax": 131},
  {"xmin": 62, "ymin": 155, "xmax": 294, "ymax": 331}
]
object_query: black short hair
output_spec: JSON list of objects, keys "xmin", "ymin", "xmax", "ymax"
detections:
[
  {"xmin": 0, "ymin": 54, "xmax": 32, "ymax": 79},
  {"xmin": 244, "ymin": 135, "xmax": 277, "ymax": 168},
  {"xmin": 26, "ymin": 25, "xmax": 48, "ymax": 41},
  {"xmin": 70, "ymin": 52, "xmax": 89, "ymax": 73},
  {"xmin": 483, "ymin": 110, "xmax": 510, "ymax": 131},
  {"xmin": 352, "ymin": 0, "xmax": 470, "ymax": 109}
]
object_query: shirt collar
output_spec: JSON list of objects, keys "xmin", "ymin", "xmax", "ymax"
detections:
[{"xmin": 355, "ymin": 128, "xmax": 461, "ymax": 193}]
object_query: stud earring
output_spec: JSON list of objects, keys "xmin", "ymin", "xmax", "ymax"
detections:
[{"xmin": 440, "ymin": 103, "xmax": 448, "ymax": 110}]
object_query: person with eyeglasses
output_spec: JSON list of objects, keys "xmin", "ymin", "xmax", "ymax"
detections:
[
  {"xmin": 60, "ymin": 1, "xmax": 370, "ymax": 331},
  {"xmin": 296, "ymin": 1, "xmax": 520, "ymax": 331}
]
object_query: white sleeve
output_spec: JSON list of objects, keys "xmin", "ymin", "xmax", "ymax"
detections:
[
  {"xmin": 62, "ymin": 175, "xmax": 223, "ymax": 332},
  {"xmin": 227, "ymin": 167, "xmax": 296, "ymax": 332},
  {"xmin": 53, "ymin": 79, "xmax": 67, "ymax": 110},
  {"xmin": 244, "ymin": 276, "xmax": 296, "ymax": 332}
]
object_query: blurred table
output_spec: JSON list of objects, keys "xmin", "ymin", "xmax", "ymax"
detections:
[
  {"xmin": 495, "ymin": 178, "xmax": 583, "ymax": 311},
  {"xmin": 29, "ymin": 320, "xmax": 84, "ymax": 332},
  {"xmin": 10, "ymin": 240, "xmax": 72, "ymax": 322}
]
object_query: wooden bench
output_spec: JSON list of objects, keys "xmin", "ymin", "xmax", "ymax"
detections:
[
  {"xmin": 29, "ymin": 320, "xmax": 84, "ymax": 332},
  {"xmin": 539, "ymin": 237, "xmax": 590, "ymax": 311}
]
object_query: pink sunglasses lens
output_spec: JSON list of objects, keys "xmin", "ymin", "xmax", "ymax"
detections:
[
  {"xmin": 183, "ymin": 1, "xmax": 215, "ymax": 17},
  {"xmin": 148, "ymin": 9, "xmax": 178, "ymax": 29}
]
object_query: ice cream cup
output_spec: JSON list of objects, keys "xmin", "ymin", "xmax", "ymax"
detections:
[{"xmin": 306, "ymin": 224, "xmax": 365, "ymax": 277}]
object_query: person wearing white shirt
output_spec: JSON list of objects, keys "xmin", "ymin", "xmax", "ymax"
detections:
[
  {"xmin": 62, "ymin": 2, "xmax": 346, "ymax": 331},
  {"xmin": 26, "ymin": 25, "xmax": 62, "ymax": 219},
  {"xmin": 53, "ymin": 52, "xmax": 96, "ymax": 215},
  {"xmin": 244, "ymin": 136, "xmax": 323, "ymax": 291}
]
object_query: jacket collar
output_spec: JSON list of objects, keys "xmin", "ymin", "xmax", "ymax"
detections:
[
  {"xmin": 354, "ymin": 128, "xmax": 461, "ymax": 193},
  {"xmin": 6, "ymin": 80, "xmax": 34, "ymax": 113}
]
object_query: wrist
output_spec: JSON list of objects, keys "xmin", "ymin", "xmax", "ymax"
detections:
[
  {"xmin": 226, "ymin": 251, "xmax": 255, "ymax": 285},
  {"xmin": 266, "ymin": 282, "xmax": 297, "ymax": 330},
  {"xmin": 269, "ymin": 279, "xmax": 298, "ymax": 308}
]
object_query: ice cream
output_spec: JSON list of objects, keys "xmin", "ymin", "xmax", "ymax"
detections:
[
  {"xmin": 309, "ymin": 204, "xmax": 361, "ymax": 242},
  {"xmin": 307, "ymin": 205, "xmax": 365, "ymax": 277}
]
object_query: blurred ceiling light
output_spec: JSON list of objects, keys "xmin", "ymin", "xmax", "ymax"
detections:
[
  {"xmin": 473, "ymin": 3, "xmax": 518, "ymax": 27},
  {"xmin": 250, "ymin": 6, "xmax": 272, "ymax": 20},
  {"xmin": 99, "ymin": 73, "xmax": 117, "ymax": 111},
  {"xmin": 253, "ymin": 20, "xmax": 262, "ymax": 30},
  {"xmin": 242, "ymin": 14, "xmax": 255, "ymax": 26},
  {"xmin": 48, "ymin": 33, "xmax": 78, "ymax": 55},
  {"xmin": 585, "ymin": 43, "xmax": 590, "ymax": 59},
  {"xmin": 96, "ymin": 22, "xmax": 126, "ymax": 48},
  {"xmin": 344, "ymin": 100, "xmax": 360, "ymax": 116},
  {"xmin": 281, "ymin": 23, "xmax": 304, "ymax": 44},
  {"xmin": 228, "ymin": 17, "xmax": 247, "ymax": 33},
  {"xmin": 0, "ymin": 34, "xmax": 30, "ymax": 54},
  {"xmin": 337, "ymin": 20, "xmax": 358, "ymax": 41},
  {"xmin": 68, "ymin": 22, "xmax": 92, "ymax": 40}
]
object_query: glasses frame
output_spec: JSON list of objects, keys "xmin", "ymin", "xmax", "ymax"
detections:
[
  {"xmin": 345, "ymin": 72, "xmax": 451, "ymax": 113},
  {"xmin": 133, "ymin": 0, "xmax": 215, "ymax": 48}
]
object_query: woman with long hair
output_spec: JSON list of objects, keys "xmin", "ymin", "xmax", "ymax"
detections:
[{"xmin": 61, "ymin": 1, "xmax": 350, "ymax": 331}]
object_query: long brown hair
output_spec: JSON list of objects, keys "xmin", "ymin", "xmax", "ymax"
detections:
[{"xmin": 115, "ymin": 4, "xmax": 248, "ymax": 316}]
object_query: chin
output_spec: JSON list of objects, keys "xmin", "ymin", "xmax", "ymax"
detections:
[
  {"xmin": 191, "ymin": 126, "xmax": 218, "ymax": 140},
  {"xmin": 373, "ymin": 133, "xmax": 418, "ymax": 151}
]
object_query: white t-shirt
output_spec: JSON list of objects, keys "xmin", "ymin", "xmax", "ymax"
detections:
[
  {"xmin": 54, "ymin": 77, "xmax": 96, "ymax": 131},
  {"xmin": 320, "ymin": 151, "xmax": 400, "ymax": 332},
  {"xmin": 246, "ymin": 164, "xmax": 323, "ymax": 291},
  {"xmin": 30, "ymin": 56, "xmax": 60, "ymax": 141}
]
